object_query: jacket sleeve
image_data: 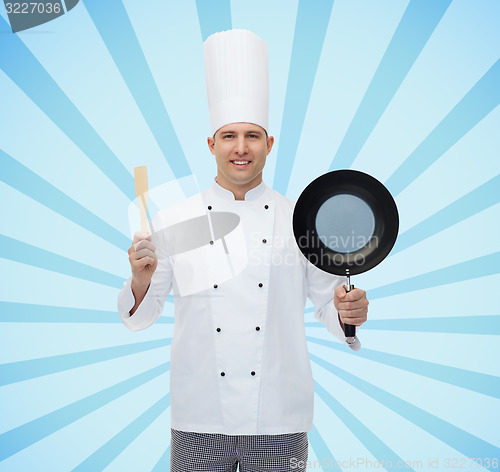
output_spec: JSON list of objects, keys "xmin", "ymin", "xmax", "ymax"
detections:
[
  {"xmin": 117, "ymin": 227, "xmax": 174, "ymax": 331},
  {"xmin": 306, "ymin": 260, "xmax": 358, "ymax": 348}
]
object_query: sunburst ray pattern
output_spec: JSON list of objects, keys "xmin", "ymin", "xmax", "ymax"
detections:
[{"xmin": 1, "ymin": 0, "xmax": 499, "ymax": 471}]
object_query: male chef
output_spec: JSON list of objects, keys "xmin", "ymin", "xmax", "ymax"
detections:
[{"xmin": 118, "ymin": 29, "xmax": 368, "ymax": 471}]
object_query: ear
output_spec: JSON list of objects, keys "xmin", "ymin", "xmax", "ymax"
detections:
[
  {"xmin": 266, "ymin": 136, "xmax": 275, "ymax": 155},
  {"xmin": 207, "ymin": 136, "xmax": 215, "ymax": 155}
]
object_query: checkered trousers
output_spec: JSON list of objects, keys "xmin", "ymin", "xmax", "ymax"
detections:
[{"xmin": 170, "ymin": 428, "xmax": 308, "ymax": 471}]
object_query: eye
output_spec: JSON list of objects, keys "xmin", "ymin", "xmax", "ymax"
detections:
[
  {"xmin": 248, "ymin": 134, "xmax": 259, "ymax": 138},
  {"xmin": 223, "ymin": 134, "xmax": 234, "ymax": 139}
]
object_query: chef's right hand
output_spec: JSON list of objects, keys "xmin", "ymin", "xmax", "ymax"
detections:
[{"xmin": 128, "ymin": 231, "xmax": 158, "ymax": 290}]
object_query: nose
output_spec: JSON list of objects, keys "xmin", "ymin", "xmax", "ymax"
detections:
[{"xmin": 235, "ymin": 136, "xmax": 248, "ymax": 155}]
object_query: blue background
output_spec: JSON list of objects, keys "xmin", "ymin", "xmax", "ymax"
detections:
[{"xmin": 1, "ymin": 0, "xmax": 499, "ymax": 471}]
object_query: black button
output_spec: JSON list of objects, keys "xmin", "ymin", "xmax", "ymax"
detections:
[
  {"xmin": 264, "ymin": 205, "xmax": 269, "ymax": 209},
  {"xmin": 216, "ymin": 327, "xmax": 221, "ymax": 332},
  {"xmin": 213, "ymin": 284, "xmax": 218, "ymax": 289},
  {"xmin": 262, "ymin": 239, "xmax": 267, "ymax": 243},
  {"xmin": 258, "ymin": 283, "xmax": 263, "ymax": 287},
  {"xmin": 255, "ymin": 326, "xmax": 260, "ymax": 331},
  {"xmin": 251, "ymin": 371, "xmax": 256, "ymax": 376},
  {"xmin": 208, "ymin": 205, "xmax": 212, "ymax": 210},
  {"xmin": 210, "ymin": 240, "xmax": 214, "ymax": 245},
  {"xmin": 221, "ymin": 372, "xmax": 225, "ymax": 376}
]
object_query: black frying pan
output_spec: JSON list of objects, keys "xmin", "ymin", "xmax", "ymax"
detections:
[{"xmin": 293, "ymin": 170, "xmax": 399, "ymax": 347}]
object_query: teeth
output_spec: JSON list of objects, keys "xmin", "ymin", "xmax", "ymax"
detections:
[{"xmin": 233, "ymin": 161, "xmax": 249, "ymax": 164}]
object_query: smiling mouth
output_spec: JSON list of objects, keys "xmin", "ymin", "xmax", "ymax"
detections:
[{"xmin": 230, "ymin": 160, "xmax": 251, "ymax": 166}]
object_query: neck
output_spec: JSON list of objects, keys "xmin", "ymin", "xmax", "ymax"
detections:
[{"xmin": 215, "ymin": 174, "xmax": 262, "ymax": 201}]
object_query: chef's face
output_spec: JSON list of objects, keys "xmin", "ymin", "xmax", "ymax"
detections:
[{"xmin": 207, "ymin": 122, "xmax": 274, "ymax": 199}]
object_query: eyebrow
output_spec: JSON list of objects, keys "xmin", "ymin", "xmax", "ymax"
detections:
[{"xmin": 220, "ymin": 130, "xmax": 263, "ymax": 136}]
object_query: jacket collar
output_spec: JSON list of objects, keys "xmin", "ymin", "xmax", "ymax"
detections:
[{"xmin": 210, "ymin": 177, "xmax": 268, "ymax": 201}]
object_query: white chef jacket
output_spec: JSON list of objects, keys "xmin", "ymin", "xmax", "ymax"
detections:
[{"xmin": 117, "ymin": 180, "xmax": 355, "ymax": 435}]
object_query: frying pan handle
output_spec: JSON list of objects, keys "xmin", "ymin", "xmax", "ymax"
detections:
[{"xmin": 343, "ymin": 283, "xmax": 356, "ymax": 340}]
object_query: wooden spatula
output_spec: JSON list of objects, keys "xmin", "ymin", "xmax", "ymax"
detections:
[{"xmin": 134, "ymin": 166, "xmax": 148, "ymax": 233}]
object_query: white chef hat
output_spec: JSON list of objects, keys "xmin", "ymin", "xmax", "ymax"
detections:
[{"xmin": 204, "ymin": 29, "xmax": 269, "ymax": 136}]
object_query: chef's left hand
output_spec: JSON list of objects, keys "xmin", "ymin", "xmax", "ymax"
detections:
[{"xmin": 334, "ymin": 285, "xmax": 369, "ymax": 329}]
